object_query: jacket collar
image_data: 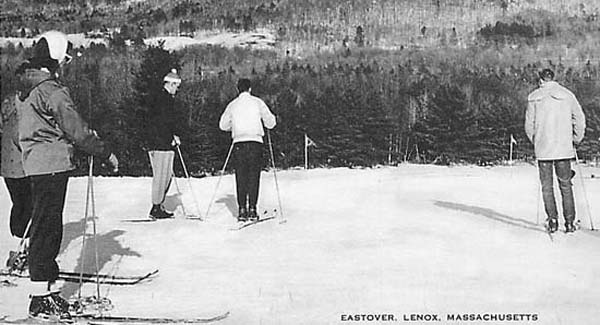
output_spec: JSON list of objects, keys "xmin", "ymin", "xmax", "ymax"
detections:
[
  {"xmin": 19, "ymin": 69, "xmax": 55, "ymax": 100},
  {"xmin": 540, "ymin": 81, "xmax": 559, "ymax": 89}
]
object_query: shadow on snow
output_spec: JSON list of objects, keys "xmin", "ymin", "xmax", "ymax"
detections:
[
  {"xmin": 60, "ymin": 219, "xmax": 141, "ymax": 299},
  {"xmin": 434, "ymin": 201, "xmax": 546, "ymax": 234}
]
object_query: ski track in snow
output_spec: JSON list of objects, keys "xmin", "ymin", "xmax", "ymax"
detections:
[{"xmin": 1, "ymin": 164, "xmax": 600, "ymax": 324}]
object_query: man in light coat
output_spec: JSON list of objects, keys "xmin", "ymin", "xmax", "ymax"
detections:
[
  {"xmin": 219, "ymin": 78, "xmax": 276, "ymax": 222},
  {"xmin": 525, "ymin": 68, "xmax": 586, "ymax": 233}
]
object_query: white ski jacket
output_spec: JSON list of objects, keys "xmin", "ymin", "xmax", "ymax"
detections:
[
  {"xmin": 525, "ymin": 81, "xmax": 586, "ymax": 160},
  {"xmin": 219, "ymin": 92, "xmax": 276, "ymax": 143}
]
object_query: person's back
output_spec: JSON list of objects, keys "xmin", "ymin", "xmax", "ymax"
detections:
[
  {"xmin": 525, "ymin": 68, "xmax": 585, "ymax": 234},
  {"xmin": 526, "ymin": 80, "xmax": 585, "ymax": 160},
  {"xmin": 18, "ymin": 69, "xmax": 111, "ymax": 176},
  {"xmin": 15, "ymin": 30, "xmax": 118, "ymax": 322},
  {"xmin": 219, "ymin": 78, "xmax": 276, "ymax": 221},
  {"xmin": 223, "ymin": 92, "xmax": 274, "ymax": 143}
]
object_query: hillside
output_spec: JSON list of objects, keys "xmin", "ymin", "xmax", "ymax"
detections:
[
  {"xmin": 1, "ymin": 0, "xmax": 599, "ymax": 54},
  {"xmin": 1, "ymin": 0, "xmax": 599, "ymax": 171}
]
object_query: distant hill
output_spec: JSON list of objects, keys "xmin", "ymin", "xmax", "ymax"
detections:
[{"xmin": 1, "ymin": 0, "xmax": 599, "ymax": 55}]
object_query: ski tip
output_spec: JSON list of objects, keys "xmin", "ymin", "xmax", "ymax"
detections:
[
  {"xmin": 121, "ymin": 218, "xmax": 157, "ymax": 223},
  {"xmin": 185, "ymin": 215, "xmax": 204, "ymax": 221}
]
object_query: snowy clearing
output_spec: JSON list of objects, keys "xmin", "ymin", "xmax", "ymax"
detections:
[
  {"xmin": 1, "ymin": 164, "xmax": 600, "ymax": 324},
  {"xmin": 0, "ymin": 29, "xmax": 277, "ymax": 52}
]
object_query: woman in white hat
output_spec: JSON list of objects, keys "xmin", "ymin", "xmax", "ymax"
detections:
[
  {"xmin": 17, "ymin": 30, "xmax": 118, "ymax": 321},
  {"xmin": 146, "ymin": 68, "xmax": 182, "ymax": 219}
]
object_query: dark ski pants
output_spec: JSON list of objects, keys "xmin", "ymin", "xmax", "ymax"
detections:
[
  {"xmin": 4, "ymin": 177, "xmax": 32, "ymax": 238},
  {"xmin": 28, "ymin": 172, "xmax": 69, "ymax": 282},
  {"xmin": 538, "ymin": 159, "xmax": 575, "ymax": 222},
  {"xmin": 233, "ymin": 141, "xmax": 263, "ymax": 210}
]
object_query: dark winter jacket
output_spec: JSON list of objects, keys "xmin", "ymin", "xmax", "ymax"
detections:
[
  {"xmin": 146, "ymin": 88, "xmax": 179, "ymax": 151},
  {"xmin": 1, "ymin": 94, "xmax": 26, "ymax": 178},
  {"xmin": 18, "ymin": 69, "xmax": 112, "ymax": 176}
]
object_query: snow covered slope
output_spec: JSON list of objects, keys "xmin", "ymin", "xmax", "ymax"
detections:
[
  {"xmin": 1, "ymin": 164, "xmax": 599, "ymax": 324},
  {"xmin": 0, "ymin": 29, "xmax": 276, "ymax": 52}
]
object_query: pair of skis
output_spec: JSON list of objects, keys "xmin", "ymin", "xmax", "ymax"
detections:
[
  {"xmin": 59, "ymin": 269, "xmax": 158, "ymax": 285},
  {"xmin": 125, "ymin": 208, "xmax": 280, "ymax": 230},
  {"xmin": 0, "ymin": 269, "xmax": 158, "ymax": 286},
  {"xmin": 122, "ymin": 212, "xmax": 202, "ymax": 223},
  {"xmin": 82, "ymin": 311, "xmax": 230, "ymax": 324},
  {"xmin": 230, "ymin": 209, "xmax": 278, "ymax": 231},
  {"xmin": 1, "ymin": 311, "xmax": 230, "ymax": 324}
]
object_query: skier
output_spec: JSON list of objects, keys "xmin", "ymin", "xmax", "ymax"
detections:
[
  {"xmin": 17, "ymin": 30, "xmax": 119, "ymax": 321},
  {"xmin": 146, "ymin": 69, "xmax": 182, "ymax": 219},
  {"xmin": 219, "ymin": 78, "xmax": 276, "ymax": 222},
  {"xmin": 1, "ymin": 61, "xmax": 32, "ymax": 243},
  {"xmin": 525, "ymin": 68, "xmax": 586, "ymax": 233}
]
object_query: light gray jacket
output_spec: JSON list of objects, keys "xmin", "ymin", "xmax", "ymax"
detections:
[
  {"xmin": 18, "ymin": 69, "xmax": 111, "ymax": 176},
  {"xmin": 1, "ymin": 94, "xmax": 26, "ymax": 178},
  {"xmin": 525, "ymin": 81, "xmax": 586, "ymax": 160}
]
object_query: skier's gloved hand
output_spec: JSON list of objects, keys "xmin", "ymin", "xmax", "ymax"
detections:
[
  {"xmin": 171, "ymin": 135, "xmax": 181, "ymax": 147},
  {"xmin": 107, "ymin": 153, "xmax": 119, "ymax": 173}
]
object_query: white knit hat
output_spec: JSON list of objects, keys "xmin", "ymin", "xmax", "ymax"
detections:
[{"xmin": 163, "ymin": 69, "xmax": 181, "ymax": 83}]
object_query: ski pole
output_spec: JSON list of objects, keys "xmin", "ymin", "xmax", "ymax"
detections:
[
  {"xmin": 267, "ymin": 130, "xmax": 285, "ymax": 223},
  {"xmin": 78, "ymin": 157, "xmax": 91, "ymax": 299},
  {"xmin": 172, "ymin": 173, "xmax": 190, "ymax": 217},
  {"xmin": 89, "ymin": 156, "xmax": 102, "ymax": 300},
  {"xmin": 78, "ymin": 156, "xmax": 102, "ymax": 300},
  {"xmin": 175, "ymin": 143, "xmax": 203, "ymax": 220},
  {"xmin": 574, "ymin": 151, "xmax": 595, "ymax": 230},
  {"xmin": 536, "ymin": 175, "xmax": 541, "ymax": 226},
  {"xmin": 205, "ymin": 142, "xmax": 234, "ymax": 218}
]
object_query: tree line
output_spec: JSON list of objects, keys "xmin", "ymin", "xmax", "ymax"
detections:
[{"xmin": 1, "ymin": 42, "xmax": 599, "ymax": 176}]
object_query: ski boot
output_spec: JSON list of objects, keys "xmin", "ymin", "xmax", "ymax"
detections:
[
  {"xmin": 247, "ymin": 207, "xmax": 258, "ymax": 222},
  {"xmin": 149, "ymin": 205, "xmax": 173, "ymax": 219},
  {"xmin": 545, "ymin": 218, "xmax": 558, "ymax": 233},
  {"xmin": 50, "ymin": 292, "xmax": 71, "ymax": 315},
  {"xmin": 29, "ymin": 292, "xmax": 72, "ymax": 323},
  {"xmin": 565, "ymin": 220, "xmax": 577, "ymax": 233},
  {"xmin": 237, "ymin": 207, "xmax": 248, "ymax": 222}
]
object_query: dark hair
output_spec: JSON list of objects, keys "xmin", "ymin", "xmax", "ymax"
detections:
[
  {"xmin": 237, "ymin": 78, "xmax": 251, "ymax": 92},
  {"xmin": 539, "ymin": 68, "xmax": 555, "ymax": 81}
]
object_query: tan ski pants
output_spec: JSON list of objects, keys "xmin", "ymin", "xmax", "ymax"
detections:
[{"xmin": 148, "ymin": 150, "xmax": 174, "ymax": 205}]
